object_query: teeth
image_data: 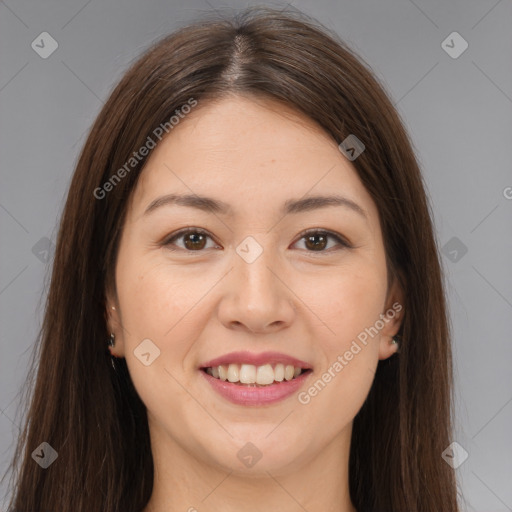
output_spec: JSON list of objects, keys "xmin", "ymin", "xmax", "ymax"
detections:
[
  {"xmin": 205, "ymin": 363, "xmax": 306, "ymax": 385},
  {"xmin": 227, "ymin": 363, "xmax": 239, "ymax": 383},
  {"xmin": 274, "ymin": 363, "xmax": 284, "ymax": 382},
  {"xmin": 240, "ymin": 364, "xmax": 256, "ymax": 384},
  {"xmin": 218, "ymin": 365, "xmax": 228, "ymax": 381},
  {"xmin": 256, "ymin": 364, "xmax": 274, "ymax": 385}
]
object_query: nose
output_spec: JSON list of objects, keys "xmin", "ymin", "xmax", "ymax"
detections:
[{"xmin": 217, "ymin": 245, "xmax": 296, "ymax": 335}]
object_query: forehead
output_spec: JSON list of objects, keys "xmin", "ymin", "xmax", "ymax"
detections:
[{"xmin": 128, "ymin": 95, "xmax": 377, "ymax": 222}]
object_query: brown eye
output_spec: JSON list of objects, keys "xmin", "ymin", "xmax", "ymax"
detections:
[
  {"xmin": 293, "ymin": 230, "xmax": 351, "ymax": 252},
  {"xmin": 164, "ymin": 229, "xmax": 217, "ymax": 251},
  {"xmin": 182, "ymin": 232, "xmax": 207, "ymax": 250},
  {"xmin": 304, "ymin": 233, "xmax": 328, "ymax": 251},
  {"xmin": 163, "ymin": 228, "xmax": 350, "ymax": 253}
]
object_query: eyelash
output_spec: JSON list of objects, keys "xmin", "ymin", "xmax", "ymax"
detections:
[{"xmin": 162, "ymin": 227, "xmax": 352, "ymax": 253}]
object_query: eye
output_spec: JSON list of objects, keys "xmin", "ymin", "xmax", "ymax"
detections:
[
  {"xmin": 292, "ymin": 229, "xmax": 352, "ymax": 252},
  {"xmin": 163, "ymin": 228, "xmax": 219, "ymax": 252},
  {"xmin": 162, "ymin": 228, "xmax": 351, "ymax": 252}
]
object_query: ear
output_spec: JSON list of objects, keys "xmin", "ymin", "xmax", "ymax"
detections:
[
  {"xmin": 378, "ymin": 273, "xmax": 405, "ymax": 361},
  {"xmin": 105, "ymin": 287, "xmax": 126, "ymax": 358}
]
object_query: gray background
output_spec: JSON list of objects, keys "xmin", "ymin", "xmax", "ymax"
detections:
[{"xmin": 1, "ymin": 0, "xmax": 511, "ymax": 510}]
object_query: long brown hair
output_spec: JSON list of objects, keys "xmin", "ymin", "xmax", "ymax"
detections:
[{"xmin": 3, "ymin": 6, "xmax": 458, "ymax": 511}]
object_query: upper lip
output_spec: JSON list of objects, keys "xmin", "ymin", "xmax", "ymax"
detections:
[{"xmin": 200, "ymin": 351, "xmax": 313, "ymax": 370}]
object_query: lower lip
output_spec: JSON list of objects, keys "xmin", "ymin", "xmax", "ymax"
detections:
[{"xmin": 199, "ymin": 369, "xmax": 312, "ymax": 406}]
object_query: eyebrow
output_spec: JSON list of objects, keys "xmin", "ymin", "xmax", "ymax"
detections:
[{"xmin": 143, "ymin": 193, "xmax": 367, "ymax": 218}]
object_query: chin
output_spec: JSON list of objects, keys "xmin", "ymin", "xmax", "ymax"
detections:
[{"xmin": 198, "ymin": 432, "xmax": 310, "ymax": 477}]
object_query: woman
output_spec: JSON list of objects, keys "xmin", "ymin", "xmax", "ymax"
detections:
[{"xmin": 4, "ymin": 6, "xmax": 459, "ymax": 511}]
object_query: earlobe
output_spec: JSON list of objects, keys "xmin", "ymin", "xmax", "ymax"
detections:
[
  {"xmin": 106, "ymin": 303, "xmax": 125, "ymax": 358},
  {"xmin": 391, "ymin": 334, "xmax": 401, "ymax": 353},
  {"xmin": 378, "ymin": 275, "xmax": 405, "ymax": 360},
  {"xmin": 378, "ymin": 334, "xmax": 401, "ymax": 360},
  {"xmin": 106, "ymin": 304, "xmax": 117, "ymax": 335}
]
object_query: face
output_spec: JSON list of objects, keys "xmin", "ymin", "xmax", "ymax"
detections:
[{"xmin": 106, "ymin": 95, "xmax": 403, "ymax": 477}]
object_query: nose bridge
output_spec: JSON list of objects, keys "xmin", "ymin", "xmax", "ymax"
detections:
[
  {"xmin": 218, "ymin": 234, "xmax": 296, "ymax": 333},
  {"xmin": 234, "ymin": 234, "xmax": 280, "ymax": 305}
]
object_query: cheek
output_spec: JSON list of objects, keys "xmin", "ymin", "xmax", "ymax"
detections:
[
  {"xmin": 306, "ymin": 262, "xmax": 387, "ymax": 346},
  {"xmin": 117, "ymin": 252, "xmax": 198, "ymax": 335},
  {"xmin": 297, "ymin": 261, "xmax": 386, "ymax": 404},
  {"xmin": 296, "ymin": 268, "xmax": 385, "ymax": 424},
  {"xmin": 115, "ymin": 256, "xmax": 202, "ymax": 420}
]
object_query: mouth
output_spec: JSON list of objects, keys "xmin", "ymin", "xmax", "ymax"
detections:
[
  {"xmin": 200, "ymin": 363, "xmax": 313, "ymax": 387},
  {"xmin": 198, "ymin": 351, "xmax": 314, "ymax": 405}
]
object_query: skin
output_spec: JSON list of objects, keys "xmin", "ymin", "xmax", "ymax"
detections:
[{"xmin": 106, "ymin": 95, "xmax": 403, "ymax": 512}]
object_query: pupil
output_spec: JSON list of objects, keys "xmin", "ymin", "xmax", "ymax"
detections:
[
  {"xmin": 306, "ymin": 234, "xmax": 326, "ymax": 251},
  {"xmin": 185, "ymin": 233, "xmax": 206, "ymax": 250}
]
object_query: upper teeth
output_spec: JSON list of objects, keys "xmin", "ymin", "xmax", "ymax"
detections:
[{"xmin": 205, "ymin": 363, "xmax": 302, "ymax": 385}]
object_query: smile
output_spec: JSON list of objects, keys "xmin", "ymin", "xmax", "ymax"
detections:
[
  {"xmin": 199, "ymin": 350, "xmax": 313, "ymax": 406},
  {"xmin": 202, "ymin": 363, "xmax": 309, "ymax": 386}
]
